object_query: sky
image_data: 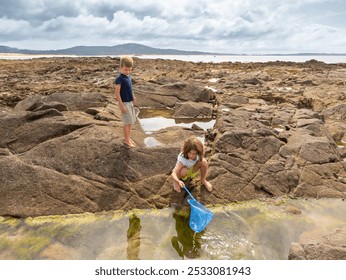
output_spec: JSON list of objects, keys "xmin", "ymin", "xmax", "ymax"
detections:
[{"xmin": 0, "ymin": 0, "xmax": 346, "ymax": 54}]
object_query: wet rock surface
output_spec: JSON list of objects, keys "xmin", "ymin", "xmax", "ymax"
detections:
[
  {"xmin": 288, "ymin": 225, "xmax": 346, "ymax": 260},
  {"xmin": 0, "ymin": 57, "xmax": 345, "ymax": 219}
]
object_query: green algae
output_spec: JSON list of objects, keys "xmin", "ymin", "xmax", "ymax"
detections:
[
  {"xmin": 0, "ymin": 217, "xmax": 21, "ymax": 228},
  {"xmin": 25, "ymin": 210, "xmax": 126, "ymax": 227},
  {"xmin": 336, "ymin": 141, "xmax": 345, "ymax": 147}
]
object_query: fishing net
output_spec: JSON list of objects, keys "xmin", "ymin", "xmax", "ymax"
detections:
[{"xmin": 187, "ymin": 198, "xmax": 214, "ymax": 233}]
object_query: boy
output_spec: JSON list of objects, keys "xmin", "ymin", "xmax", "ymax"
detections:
[
  {"xmin": 114, "ymin": 56, "xmax": 137, "ymax": 148},
  {"xmin": 172, "ymin": 136, "xmax": 213, "ymax": 193}
]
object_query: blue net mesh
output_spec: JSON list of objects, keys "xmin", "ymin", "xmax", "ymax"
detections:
[{"xmin": 187, "ymin": 198, "xmax": 214, "ymax": 233}]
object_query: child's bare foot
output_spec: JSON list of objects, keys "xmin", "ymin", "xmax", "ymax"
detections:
[
  {"xmin": 123, "ymin": 140, "xmax": 136, "ymax": 148},
  {"xmin": 129, "ymin": 138, "xmax": 137, "ymax": 147},
  {"xmin": 173, "ymin": 181, "xmax": 181, "ymax": 193},
  {"xmin": 202, "ymin": 180, "xmax": 213, "ymax": 192}
]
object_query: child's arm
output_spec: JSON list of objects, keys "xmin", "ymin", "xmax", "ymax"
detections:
[
  {"xmin": 171, "ymin": 162, "xmax": 185, "ymax": 189},
  {"xmin": 133, "ymin": 93, "xmax": 137, "ymax": 105},
  {"xmin": 115, "ymin": 84, "xmax": 127, "ymax": 113}
]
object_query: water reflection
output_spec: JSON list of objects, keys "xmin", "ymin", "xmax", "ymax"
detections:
[
  {"xmin": 171, "ymin": 210, "xmax": 202, "ymax": 259},
  {"xmin": 127, "ymin": 214, "xmax": 141, "ymax": 260},
  {"xmin": 0, "ymin": 198, "xmax": 345, "ymax": 260},
  {"xmin": 138, "ymin": 108, "xmax": 215, "ymax": 135}
]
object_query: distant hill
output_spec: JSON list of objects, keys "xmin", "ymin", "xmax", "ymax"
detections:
[
  {"xmin": 1, "ymin": 44, "xmax": 345, "ymax": 56},
  {"xmin": 0, "ymin": 43, "xmax": 216, "ymax": 56}
]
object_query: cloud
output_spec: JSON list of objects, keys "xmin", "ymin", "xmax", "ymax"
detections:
[
  {"xmin": 0, "ymin": 17, "xmax": 31, "ymax": 40},
  {"xmin": 0, "ymin": 0, "xmax": 345, "ymax": 53}
]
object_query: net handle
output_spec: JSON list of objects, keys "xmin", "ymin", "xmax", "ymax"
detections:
[{"xmin": 183, "ymin": 185, "xmax": 197, "ymax": 201}]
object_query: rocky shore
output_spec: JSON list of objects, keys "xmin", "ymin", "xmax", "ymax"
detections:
[
  {"xmin": 0, "ymin": 57, "xmax": 345, "ymax": 217},
  {"xmin": 1, "ymin": 56, "xmax": 345, "ymax": 260}
]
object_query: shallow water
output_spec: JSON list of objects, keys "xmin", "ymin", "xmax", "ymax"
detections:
[
  {"xmin": 136, "ymin": 55, "xmax": 346, "ymax": 64},
  {"xmin": 138, "ymin": 108, "xmax": 215, "ymax": 147},
  {"xmin": 0, "ymin": 198, "xmax": 344, "ymax": 260},
  {"xmin": 139, "ymin": 116, "xmax": 215, "ymax": 134},
  {"xmin": 138, "ymin": 108, "xmax": 215, "ymax": 134}
]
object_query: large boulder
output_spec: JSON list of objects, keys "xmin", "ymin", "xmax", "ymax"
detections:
[
  {"xmin": 202, "ymin": 101, "xmax": 345, "ymax": 205},
  {"xmin": 0, "ymin": 91, "xmax": 183, "ymax": 217}
]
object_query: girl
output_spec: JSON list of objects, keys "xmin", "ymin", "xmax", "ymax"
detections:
[{"xmin": 172, "ymin": 136, "xmax": 213, "ymax": 193}]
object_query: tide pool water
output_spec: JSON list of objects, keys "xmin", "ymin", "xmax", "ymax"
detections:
[
  {"xmin": 137, "ymin": 108, "xmax": 215, "ymax": 147},
  {"xmin": 138, "ymin": 108, "xmax": 215, "ymax": 134},
  {"xmin": 0, "ymin": 198, "xmax": 345, "ymax": 260}
]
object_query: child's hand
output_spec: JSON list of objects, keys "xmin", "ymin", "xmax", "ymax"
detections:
[{"xmin": 173, "ymin": 179, "xmax": 185, "ymax": 193}]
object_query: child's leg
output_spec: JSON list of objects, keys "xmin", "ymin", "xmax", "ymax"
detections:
[
  {"xmin": 200, "ymin": 159, "xmax": 213, "ymax": 191},
  {"xmin": 123, "ymin": 124, "xmax": 135, "ymax": 147},
  {"xmin": 180, "ymin": 167, "xmax": 188, "ymax": 178},
  {"xmin": 121, "ymin": 102, "xmax": 137, "ymax": 147}
]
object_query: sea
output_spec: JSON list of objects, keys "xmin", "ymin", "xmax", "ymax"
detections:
[
  {"xmin": 1, "ymin": 53, "xmax": 346, "ymax": 63},
  {"xmin": 137, "ymin": 54, "xmax": 346, "ymax": 64}
]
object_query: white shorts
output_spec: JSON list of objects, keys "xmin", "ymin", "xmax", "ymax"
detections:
[{"xmin": 121, "ymin": 102, "xmax": 136, "ymax": 125}]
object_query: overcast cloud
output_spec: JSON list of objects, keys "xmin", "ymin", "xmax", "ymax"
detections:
[{"xmin": 0, "ymin": 0, "xmax": 345, "ymax": 53}]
